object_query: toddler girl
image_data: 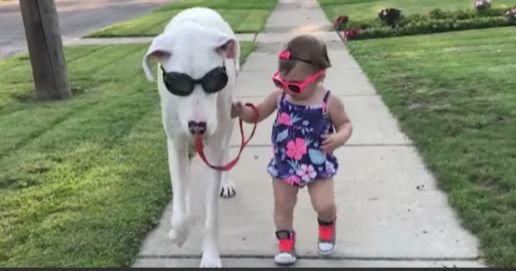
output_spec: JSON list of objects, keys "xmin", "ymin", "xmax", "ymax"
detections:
[{"xmin": 231, "ymin": 34, "xmax": 353, "ymax": 265}]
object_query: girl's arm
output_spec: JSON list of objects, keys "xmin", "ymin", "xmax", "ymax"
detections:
[
  {"xmin": 233, "ymin": 90, "xmax": 282, "ymax": 123},
  {"xmin": 327, "ymin": 94, "xmax": 353, "ymax": 144}
]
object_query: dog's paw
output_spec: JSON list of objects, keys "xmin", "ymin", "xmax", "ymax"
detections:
[
  {"xmin": 219, "ymin": 179, "xmax": 236, "ymax": 198},
  {"xmin": 169, "ymin": 216, "xmax": 189, "ymax": 247},
  {"xmin": 168, "ymin": 227, "xmax": 189, "ymax": 247},
  {"xmin": 200, "ymin": 252, "xmax": 222, "ymax": 268}
]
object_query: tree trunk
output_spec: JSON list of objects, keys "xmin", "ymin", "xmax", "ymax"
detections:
[{"xmin": 20, "ymin": 0, "xmax": 71, "ymax": 100}]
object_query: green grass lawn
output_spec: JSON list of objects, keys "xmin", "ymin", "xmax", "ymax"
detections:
[
  {"xmin": 0, "ymin": 41, "xmax": 255, "ymax": 267},
  {"xmin": 86, "ymin": 0, "xmax": 278, "ymax": 37},
  {"xmin": 319, "ymin": 0, "xmax": 516, "ymax": 22},
  {"xmin": 346, "ymin": 27, "xmax": 516, "ymax": 267}
]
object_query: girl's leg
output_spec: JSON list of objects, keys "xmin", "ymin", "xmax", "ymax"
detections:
[
  {"xmin": 307, "ymin": 178, "xmax": 336, "ymax": 222},
  {"xmin": 273, "ymin": 178, "xmax": 299, "ymax": 230},
  {"xmin": 307, "ymin": 179, "xmax": 337, "ymax": 256},
  {"xmin": 272, "ymin": 178, "xmax": 299, "ymax": 265}
]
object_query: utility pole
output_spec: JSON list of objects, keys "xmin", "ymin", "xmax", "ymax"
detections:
[{"xmin": 19, "ymin": 0, "xmax": 71, "ymax": 100}]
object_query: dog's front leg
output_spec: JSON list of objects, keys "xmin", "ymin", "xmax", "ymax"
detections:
[
  {"xmin": 219, "ymin": 123, "xmax": 236, "ymax": 198},
  {"xmin": 166, "ymin": 137, "xmax": 190, "ymax": 247},
  {"xmin": 200, "ymin": 144, "xmax": 224, "ymax": 268},
  {"xmin": 219, "ymin": 148, "xmax": 236, "ymax": 198}
]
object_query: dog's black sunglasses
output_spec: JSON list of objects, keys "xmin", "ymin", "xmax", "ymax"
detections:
[{"xmin": 161, "ymin": 65, "xmax": 228, "ymax": 96}]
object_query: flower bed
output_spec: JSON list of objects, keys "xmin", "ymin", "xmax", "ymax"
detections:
[
  {"xmin": 334, "ymin": 6, "xmax": 516, "ymax": 41},
  {"xmin": 354, "ymin": 16, "xmax": 514, "ymax": 40}
]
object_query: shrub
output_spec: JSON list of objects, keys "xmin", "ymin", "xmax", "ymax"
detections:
[
  {"xmin": 334, "ymin": 8, "xmax": 507, "ymax": 31},
  {"xmin": 378, "ymin": 8, "xmax": 402, "ymax": 27},
  {"xmin": 344, "ymin": 16, "xmax": 514, "ymax": 40},
  {"xmin": 333, "ymin": 15, "xmax": 349, "ymax": 30},
  {"xmin": 333, "ymin": 5, "xmax": 516, "ymax": 41},
  {"xmin": 427, "ymin": 8, "xmax": 506, "ymax": 20}
]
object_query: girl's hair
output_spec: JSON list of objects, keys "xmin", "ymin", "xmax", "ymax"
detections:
[{"xmin": 278, "ymin": 34, "xmax": 331, "ymax": 75}]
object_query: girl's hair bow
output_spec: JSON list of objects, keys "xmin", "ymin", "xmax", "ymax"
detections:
[{"xmin": 278, "ymin": 49, "xmax": 291, "ymax": 60}]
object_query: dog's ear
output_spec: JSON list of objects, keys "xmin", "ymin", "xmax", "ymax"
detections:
[
  {"xmin": 142, "ymin": 33, "xmax": 172, "ymax": 82},
  {"xmin": 215, "ymin": 35, "xmax": 240, "ymax": 75},
  {"xmin": 217, "ymin": 39, "xmax": 237, "ymax": 59}
]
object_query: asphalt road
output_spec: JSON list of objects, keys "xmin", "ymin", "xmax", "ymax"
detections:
[{"xmin": 0, "ymin": 0, "xmax": 170, "ymax": 59}]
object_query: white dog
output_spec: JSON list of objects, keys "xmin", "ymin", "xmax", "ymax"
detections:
[{"xmin": 142, "ymin": 7, "xmax": 240, "ymax": 268}]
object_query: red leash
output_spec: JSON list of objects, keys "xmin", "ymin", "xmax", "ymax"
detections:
[{"xmin": 194, "ymin": 103, "xmax": 259, "ymax": 171}]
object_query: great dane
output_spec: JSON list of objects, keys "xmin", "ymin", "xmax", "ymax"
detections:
[{"xmin": 142, "ymin": 7, "xmax": 240, "ymax": 267}]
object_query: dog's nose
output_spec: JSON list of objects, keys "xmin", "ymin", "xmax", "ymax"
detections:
[{"xmin": 188, "ymin": 121, "xmax": 207, "ymax": 135}]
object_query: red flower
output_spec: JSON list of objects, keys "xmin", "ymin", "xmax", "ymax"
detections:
[{"xmin": 343, "ymin": 27, "xmax": 362, "ymax": 40}]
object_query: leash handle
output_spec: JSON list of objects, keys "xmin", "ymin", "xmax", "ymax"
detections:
[{"xmin": 194, "ymin": 103, "xmax": 258, "ymax": 171}]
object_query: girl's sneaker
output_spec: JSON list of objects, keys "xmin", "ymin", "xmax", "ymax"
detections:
[
  {"xmin": 274, "ymin": 230, "xmax": 296, "ymax": 266},
  {"xmin": 318, "ymin": 218, "xmax": 336, "ymax": 256}
]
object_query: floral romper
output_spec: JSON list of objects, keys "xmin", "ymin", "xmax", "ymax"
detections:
[{"xmin": 267, "ymin": 90, "xmax": 339, "ymax": 187}]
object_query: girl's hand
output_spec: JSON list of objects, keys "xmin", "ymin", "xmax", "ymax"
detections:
[
  {"xmin": 231, "ymin": 101, "xmax": 244, "ymax": 118},
  {"xmin": 321, "ymin": 133, "xmax": 346, "ymax": 154}
]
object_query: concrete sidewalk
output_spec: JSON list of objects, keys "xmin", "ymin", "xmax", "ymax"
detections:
[{"xmin": 133, "ymin": 0, "xmax": 485, "ymax": 268}]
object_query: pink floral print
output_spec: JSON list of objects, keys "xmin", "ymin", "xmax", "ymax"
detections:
[
  {"xmin": 277, "ymin": 112, "xmax": 292, "ymax": 126},
  {"xmin": 286, "ymin": 138, "xmax": 306, "ymax": 160}
]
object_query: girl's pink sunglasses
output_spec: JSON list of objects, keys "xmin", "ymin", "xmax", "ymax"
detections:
[{"xmin": 272, "ymin": 69, "xmax": 325, "ymax": 94}]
